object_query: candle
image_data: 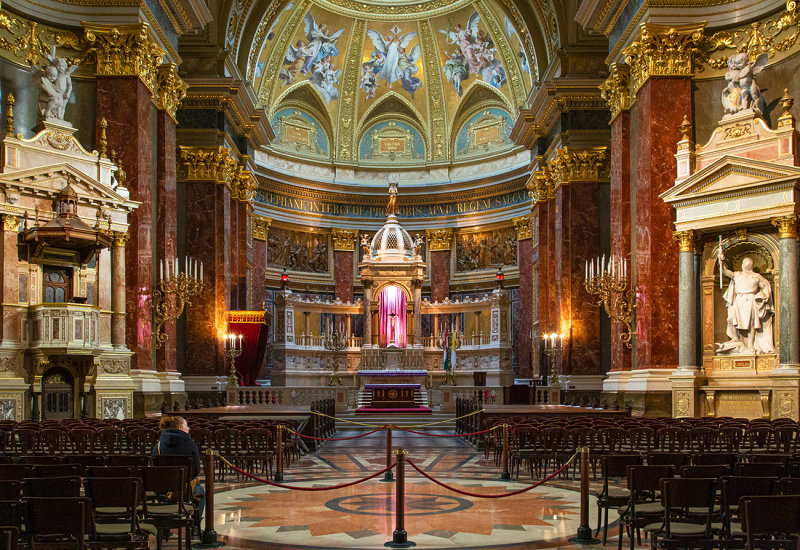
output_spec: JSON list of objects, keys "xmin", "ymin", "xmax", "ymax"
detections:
[
  {"xmin": 160, "ymin": 260, "xmax": 163, "ymax": 280},
  {"xmin": 185, "ymin": 256, "xmax": 189, "ymax": 275},
  {"xmin": 194, "ymin": 259, "xmax": 198, "ymax": 280},
  {"xmin": 200, "ymin": 262, "xmax": 203, "ymax": 282},
  {"xmin": 238, "ymin": 334, "xmax": 243, "ymax": 350},
  {"xmin": 584, "ymin": 260, "xmax": 588, "ymax": 281},
  {"xmin": 174, "ymin": 257, "xmax": 178, "ymax": 275},
  {"xmin": 601, "ymin": 254, "xmax": 605, "ymax": 275}
]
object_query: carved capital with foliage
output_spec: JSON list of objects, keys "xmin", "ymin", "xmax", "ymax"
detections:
[
  {"xmin": 773, "ymin": 214, "xmax": 799, "ymax": 239},
  {"xmin": 548, "ymin": 147, "xmax": 609, "ymax": 186},
  {"xmin": 156, "ymin": 63, "xmax": 188, "ymax": 121},
  {"xmin": 526, "ymin": 165, "xmax": 555, "ymax": 203},
  {"xmin": 512, "ymin": 215, "xmax": 532, "ymax": 240},
  {"xmin": 112, "ymin": 231, "xmax": 130, "ymax": 247},
  {"xmin": 427, "ymin": 228, "xmax": 453, "ymax": 251},
  {"xmin": 599, "ymin": 63, "xmax": 631, "ymax": 121},
  {"xmin": 623, "ymin": 23, "xmax": 706, "ymax": 93},
  {"xmin": 251, "ymin": 215, "xmax": 271, "ymax": 241},
  {"xmin": 331, "ymin": 229, "xmax": 357, "ymax": 251},
  {"xmin": 83, "ymin": 23, "xmax": 165, "ymax": 93},
  {"xmin": 178, "ymin": 146, "xmax": 237, "ymax": 184},
  {"xmin": 231, "ymin": 165, "xmax": 257, "ymax": 202},
  {"xmin": 672, "ymin": 230, "xmax": 699, "ymax": 253},
  {"xmin": 1, "ymin": 214, "xmax": 19, "ymax": 232}
]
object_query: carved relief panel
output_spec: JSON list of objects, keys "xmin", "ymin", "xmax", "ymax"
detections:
[
  {"xmin": 267, "ymin": 227, "xmax": 329, "ymax": 273},
  {"xmin": 455, "ymin": 226, "xmax": 517, "ymax": 272}
]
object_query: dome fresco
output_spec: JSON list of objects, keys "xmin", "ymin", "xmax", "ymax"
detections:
[{"xmin": 252, "ymin": 0, "xmax": 536, "ymax": 168}]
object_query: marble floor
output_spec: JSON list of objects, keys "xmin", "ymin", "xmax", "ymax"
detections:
[{"xmin": 188, "ymin": 429, "xmax": 633, "ymax": 550}]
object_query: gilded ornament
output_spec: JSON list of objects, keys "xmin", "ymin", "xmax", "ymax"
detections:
[
  {"xmin": 676, "ymin": 392, "xmax": 690, "ymax": 417},
  {"xmin": 231, "ymin": 164, "xmax": 257, "ymax": 202},
  {"xmin": 547, "ymin": 147, "xmax": 609, "ymax": 186},
  {"xmin": 98, "ymin": 117, "xmax": 108, "ymax": 158},
  {"xmin": 623, "ymin": 23, "xmax": 706, "ymax": 93},
  {"xmin": 526, "ymin": 165, "xmax": 554, "ymax": 203},
  {"xmin": 679, "ymin": 115, "xmax": 692, "ymax": 142},
  {"xmin": 4, "ymin": 92, "xmax": 12, "ymax": 137},
  {"xmin": 427, "ymin": 228, "xmax": 453, "ymax": 251},
  {"xmin": 156, "ymin": 63, "xmax": 188, "ymax": 121},
  {"xmin": 772, "ymin": 214, "xmax": 799, "ymax": 239},
  {"xmin": 112, "ymin": 231, "xmax": 130, "ymax": 247},
  {"xmin": 178, "ymin": 146, "xmax": 237, "ymax": 183},
  {"xmin": 334, "ymin": 19, "xmax": 365, "ymax": 161},
  {"xmin": 331, "ymin": 228, "xmax": 356, "ymax": 251},
  {"xmin": 672, "ymin": 230, "xmax": 698, "ymax": 253},
  {"xmin": 779, "ymin": 88, "xmax": 795, "ymax": 127},
  {"xmin": 83, "ymin": 23, "xmax": 165, "ymax": 94},
  {"xmin": 0, "ymin": 7, "xmax": 83, "ymax": 68},
  {"xmin": 599, "ymin": 63, "xmax": 631, "ymax": 121},
  {"xmin": 251, "ymin": 215, "xmax": 271, "ymax": 241},
  {"xmin": 512, "ymin": 215, "xmax": 532, "ymax": 240},
  {"xmin": 419, "ymin": 19, "xmax": 449, "ymax": 160},
  {"xmin": 2, "ymin": 214, "xmax": 20, "ymax": 231}
]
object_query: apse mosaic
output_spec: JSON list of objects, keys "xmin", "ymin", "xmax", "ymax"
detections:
[
  {"xmin": 454, "ymin": 107, "xmax": 513, "ymax": 158},
  {"xmin": 270, "ymin": 108, "xmax": 330, "ymax": 159},
  {"xmin": 359, "ymin": 120, "xmax": 426, "ymax": 163}
]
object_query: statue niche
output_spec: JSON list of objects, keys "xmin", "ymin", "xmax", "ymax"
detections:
[
  {"xmin": 268, "ymin": 227, "xmax": 328, "ymax": 273},
  {"xmin": 455, "ymin": 226, "xmax": 517, "ymax": 272}
]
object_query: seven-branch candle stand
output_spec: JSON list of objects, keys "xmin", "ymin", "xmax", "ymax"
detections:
[
  {"xmin": 324, "ymin": 328, "xmax": 348, "ymax": 386},
  {"xmin": 584, "ymin": 254, "xmax": 637, "ymax": 349},
  {"xmin": 152, "ymin": 255, "xmax": 204, "ymax": 349},
  {"xmin": 543, "ymin": 333, "xmax": 563, "ymax": 388},
  {"xmin": 225, "ymin": 334, "xmax": 243, "ymax": 387}
]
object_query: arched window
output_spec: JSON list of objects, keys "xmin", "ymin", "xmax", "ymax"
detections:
[{"xmin": 43, "ymin": 268, "xmax": 70, "ymax": 303}]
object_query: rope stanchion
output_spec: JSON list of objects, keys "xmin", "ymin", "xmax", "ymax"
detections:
[
  {"xmin": 406, "ymin": 449, "xmax": 580, "ymax": 499},
  {"xmin": 499, "ymin": 424, "xmax": 511, "ymax": 481},
  {"xmin": 310, "ymin": 410, "xmax": 386, "ymax": 428},
  {"xmin": 385, "ymin": 448, "xmax": 415, "ymax": 548},
  {"xmin": 382, "ymin": 426, "xmax": 394, "ymax": 482},
  {"xmin": 216, "ymin": 452, "xmax": 396, "ymax": 491},
  {"xmin": 196, "ymin": 448, "xmax": 224, "ymax": 548},
  {"xmin": 287, "ymin": 426, "xmax": 387, "ymax": 442},
  {"xmin": 398, "ymin": 408, "xmax": 484, "ymax": 429},
  {"xmin": 568, "ymin": 446, "xmax": 600, "ymax": 545},
  {"xmin": 275, "ymin": 424, "xmax": 284, "ymax": 482}
]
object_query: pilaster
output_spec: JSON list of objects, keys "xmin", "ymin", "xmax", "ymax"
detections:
[
  {"xmin": 513, "ymin": 215, "xmax": 533, "ymax": 377},
  {"xmin": 251, "ymin": 215, "xmax": 270, "ymax": 310}
]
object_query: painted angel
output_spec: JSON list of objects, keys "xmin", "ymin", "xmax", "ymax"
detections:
[
  {"xmin": 301, "ymin": 13, "xmax": 345, "ymax": 73},
  {"xmin": 279, "ymin": 39, "xmax": 312, "ymax": 85},
  {"xmin": 365, "ymin": 27, "xmax": 418, "ymax": 86},
  {"xmin": 440, "ymin": 12, "xmax": 483, "ymax": 76}
]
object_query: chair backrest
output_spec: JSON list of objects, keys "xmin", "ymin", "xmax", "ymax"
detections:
[
  {"xmin": 0, "ymin": 464, "xmax": 30, "ymax": 482},
  {"xmin": 0, "ymin": 525, "xmax": 17, "ymax": 550},
  {"xmin": 627, "ymin": 464, "xmax": 675, "ymax": 495},
  {"xmin": 693, "ymin": 452, "xmax": 737, "ymax": 467},
  {"xmin": 85, "ymin": 465, "xmax": 136, "ymax": 478},
  {"xmin": 662, "ymin": 478, "xmax": 716, "ymax": 538},
  {"xmin": 0, "ymin": 500, "xmax": 19, "ymax": 531},
  {"xmin": 747, "ymin": 453, "xmax": 789, "ymax": 465},
  {"xmin": 602, "ymin": 454, "xmax": 643, "ymax": 479},
  {"xmin": 39, "ymin": 429, "xmax": 69, "ymax": 455},
  {"xmin": 189, "ymin": 427, "xmax": 214, "ymax": 453},
  {"xmin": 596, "ymin": 427, "xmax": 626, "ymax": 453},
  {"xmin": 68, "ymin": 428, "xmax": 98, "ymax": 454},
  {"xmin": 97, "ymin": 427, "xmax": 125, "ymax": 455},
  {"xmin": 30, "ymin": 463, "xmax": 81, "ymax": 478},
  {"xmin": 12, "ymin": 429, "xmax": 41, "ymax": 454},
  {"xmin": 242, "ymin": 428, "xmax": 272, "ymax": 454},
  {"xmin": 0, "ymin": 481, "xmax": 21, "ymax": 501},
  {"xmin": 779, "ymin": 477, "xmax": 800, "ymax": 495},
  {"xmin": 680, "ymin": 464, "xmax": 730, "ymax": 479},
  {"xmin": 127, "ymin": 428, "xmax": 158, "ymax": 455},
  {"xmin": 83, "ymin": 477, "xmax": 140, "ymax": 533},
  {"xmin": 23, "ymin": 496, "xmax": 94, "ymax": 543},
  {"xmin": 68, "ymin": 455, "xmax": 106, "ymax": 472},
  {"xmin": 687, "ymin": 427, "xmax": 717, "ymax": 452},
  {"xmin": 152, "ymin": 454, "xmax": 193, "ymax": 480},
  {"xmin": 655, "ymin": 427, "xmax": 685, "ymax": 451},
  {"xmin": 647, "ymin": 452, "xmax": 688, "ymax": 470},
  {"xmin": 22, "ymin": 476, "xmax": 81, "ymax": 497},
  {"xmin": 108, "ymin": 454, "xmax": 149, "ymax": 468},
  {"xmin": 721, "ymin": 476, "xmax": 778, "ymax": 510},
  {"xmin": 20, "ymin": 455, "xmax": 60, "ymax": 465},
  {"xmin": 735, "ymin": 462, "xmax": 785, "ymax": 477},
  {"xmin": 140, "ymin": 466, "xmax": 188, "ymax": 511},
  {"xmin": 741, "ymin": 495, "xmax": 800, "ymax": 549}
]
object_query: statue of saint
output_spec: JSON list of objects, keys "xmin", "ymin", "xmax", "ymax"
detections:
[
  {"xmin": 386, "ymin": 179, "xmax": 398, "ymax": 217},
  {"xmin": 715, "ymin": 251, "xmax": 775, "ymax": 355}
]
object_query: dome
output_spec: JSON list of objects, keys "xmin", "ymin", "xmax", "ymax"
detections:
[{"xmin": 369, "ymin": 213, "xmax": 414, "ymax": 261}]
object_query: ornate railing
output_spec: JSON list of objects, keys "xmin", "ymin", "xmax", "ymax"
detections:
[
  {"xmin": 227, "ymin": 386, "xmax": 335, "ymax": 407},
  {"xmin": 28, "ymin": 304, "xmax": 101, "ymax": 350}
]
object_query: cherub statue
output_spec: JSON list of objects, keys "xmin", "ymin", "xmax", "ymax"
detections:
[
  {"xmin": 722, "ymin": 52, "xmax": 768, "ymax": 116},
  {"xmin": 35, "ymin": 46, "xmax": 78, "ymax": 126}
]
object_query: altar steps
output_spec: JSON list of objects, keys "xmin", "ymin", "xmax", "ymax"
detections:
[
  {"xmin": 355, "ymin": 388, "xmax": 429, "ymax": 410},
  {"xmin": 336, "ymin": 411, "xmax": 456, "ymax": 431}
]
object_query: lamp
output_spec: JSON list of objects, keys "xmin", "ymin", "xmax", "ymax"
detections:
[
  {"xmin": 584, "ymin": 255, "xmax": 636, "ymax": 349},
  {"xmin": 224, "ymin": 333, "xmax": 243, "ymax": 386},
  {"xmin": 495, "ymin": 264, "xmax": 505, "ymax": 289},
  {"xmin": 152, "ymin": 255, "xmax": 204, "ymax": 349},
  {"xmin": 281, "ymin": 268, "xmax": 289, "ymax": 290}
]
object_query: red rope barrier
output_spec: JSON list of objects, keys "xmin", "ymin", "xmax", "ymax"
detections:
[
  {"xmin": 290, "ymin": 426, "xmax": 387, "ymax": 441},
  {"xmin": 405, "ymin": 451, "xmax": 578, "ymax": 499},
  {"xmin": 391, "ymin": 425, "xmax": 498, "ymax": 438},
  {"xmin": 217, "ymin": 454, "xmax": 397, "ymax": 491}
]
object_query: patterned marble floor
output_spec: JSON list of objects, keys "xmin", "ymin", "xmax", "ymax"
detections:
[{"xmin": 189, "ymin": 429, "xmax": 632, "ymax": 550}]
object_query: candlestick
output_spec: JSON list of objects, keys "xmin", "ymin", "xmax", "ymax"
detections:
[{"xmin": 584, "ymin": 253, "xmax": 637, "ymax": 349}]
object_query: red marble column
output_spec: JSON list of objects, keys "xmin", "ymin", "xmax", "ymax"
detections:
[
  {"xmin": 184, "ymin": 181, "xmax": 232, "ymax": 376},
  {"xmin": 244, "ymin": 204, "xmax": 254, "ymax": 309},
  {"xmin": 96, "ymin": 77, "xmax": 154, "ymax": 372},
  {"xmin": 334, "ymin": 250, "xmax": 354, "ymax": 303},
  {"xmin": 634, "ymin": 78, "xmax": 690, "ymax": 370},
  {"xmin": 517, "ymin": 237, "xmax": 533, "ymax": 377},
  {"xmin": 251, "ymin": 226, "xmax": 267, "ymax": 311},
  {"xmin": 229, "ymin": 196, "xmax": 240, "ymax": 309},
  {"xmin": 430, "ymin": 250, "xmax": 450, "ymax": 302},
  {"xmin": 155, "ymin": 110, "xmax": 176, "ymax": 372},
  {"xmin": 1, "ymin": 216, "xmax": 20, "ymax": 341},
  {"xmin": 236, "ymin": 200, "xmax": 249, "ymax": 309},
  {"xmin": 610, "ymin": 111, "xmax": 632, "ymax": 372}
]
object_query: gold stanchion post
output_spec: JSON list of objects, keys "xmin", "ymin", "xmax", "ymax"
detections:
[
  {"xmin": 275, "ymin": 424, "xmax": 284, "ymax": 482},
  {"xmin": 499, "ymin": 424, "xmax": 512, "ymax": 480},
  {"xmin": 568, "ymin": 446, "xmax": 600, "ymax": 545},
  {"xmin": 197, "ymin": 449, "xmax": 224, "ymax": 547},
  {"xmin": 382, "ymin": 426, "xmax": 394, "ymax": 482},
  {"xmin": 385, "ymin": 448, "xmax": 415, "ymax": 548}
]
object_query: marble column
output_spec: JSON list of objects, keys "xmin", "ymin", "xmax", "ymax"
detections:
[
  {"xmin": 251, "ymin": 216, "xmax": 270, "ymax": 311},
  {"xmin": 633, "ymin": 77, "xmax": 690, "ymax": 370},
  {"xmin": 111, "ymin": 232, "xmax": 129, "ymax": 348},
  {"xmin": 332, "ymin": 230, "xmax": 356, "ymax": 336},
  {"xmin": 155, "ymin": 110, "xmax": 177, "ymax": 372},
  {"xmin": 428, "ymin": 229, "xmax": 452, "ymax": 303},
  {"xmin": 610, "ymin": 110, "xmax": 632, "ymax": 372},
  {"xmin": 674, "ymin": 230, "xmax": 698, "ymax": 370},
  {"xmin": 514, "ymin": 216, "xmax": 533, "ymax": 377},
  {"xmin": 363, "ymin": 281, "xmax": 373, "ymax": 347},
  {"xmin": 412, "ymin": 279, "xmax": 422, "ymax": 346},
  {"xmin": 773, "ymin": 215, "xmax": 799, "ymax": 367}
]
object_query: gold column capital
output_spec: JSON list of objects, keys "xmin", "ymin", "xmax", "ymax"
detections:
[
  {"xmin": 672, "ymin": 229, "xmax": 699, "ymax": 252},
  {"xmin": 526, "ymin": 165, "xmax": 555, "ymax": 203},
  {"xmin": 512, "ymin": 215, "xmax": 532, "ymax": 240},
  {"xmin": 251, "ymin": 215, "xmax": 271, "ymax": 241},
  {"xmin": 331, "ymin": 229, "xmax": 357, "ymax": 251},
  {"xmin": 426, "ymin": 228, "xmax": 453, "ymax": 251},
  {"xmin": 156, "ymin": 63, "xmax": 188, "ymax": 122},
  {"xmin": 83, "ymin": 22, "xmax": 165, "ymax": 94},
  {"xmin": 547, "ymin": 146, "xmax": 610, "ymax": 186},
  {"xmin": 230, "ymin": 164, "xmax": 257, "ymax": 202},
  {"xmin": 599, "ymin": 62, "xmax": 631, "ymax": 122},
  {"xmin": 773, "ymin": 214, "xmax": 799, "ymax": 239},
  {"xmin": 2, "ymin": 214, "xmax": 20, "ymax": 232},
  {"xmin": 178, "ymin": 146, "xmax": 237, "ymax": 184},
  {"xmin": 112, "ymin": 231, "xmax": 130, "ymax": 247},
  {"xmin": 623, "ymin": 23, "xmax": 706, "ymax": 93}
]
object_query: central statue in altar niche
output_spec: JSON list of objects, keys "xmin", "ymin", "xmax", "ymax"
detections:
[{"xmin": 716, "ymin": 250, "xmax": 775, "ymax": 355}]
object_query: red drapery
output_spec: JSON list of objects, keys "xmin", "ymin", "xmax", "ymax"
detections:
[
  {"xmin": 378, "ymin": 285, "xmax": 406, "ymax": 348},
  {"xmin": 227, "ymin": 311, "xmax": 270, "ymax": 386}
]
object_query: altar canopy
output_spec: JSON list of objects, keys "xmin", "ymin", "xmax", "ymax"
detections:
[{"xmin": 378, "ymin": 285, "xmax": 406, "ymax": 347}]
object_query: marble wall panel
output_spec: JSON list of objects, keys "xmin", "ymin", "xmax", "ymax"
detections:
[
  {"xmin": 610, "ymin": 111, "xmax": 632, "ymax": 372},
  {"xmin": 430, "ymin": 250, "xmax": 450, "ymax": 302},
  {"xmin": 517, "ymin": 238, "xmax": 533, "ymax": 377}
]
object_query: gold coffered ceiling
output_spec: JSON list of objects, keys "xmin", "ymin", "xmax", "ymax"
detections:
[{"xmin": 246, "ymin": 0, "xmax": 542, "ymax": 167}]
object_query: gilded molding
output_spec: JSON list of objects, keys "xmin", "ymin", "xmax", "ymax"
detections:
[
  {"xmin": 231, "ymin": 164, "xmax": 257, "ymax": 202},
  {"xmin": 112, "ymin": 231, "xmax": 130, "ymax": 247},
  {"xmin": 672, "ymin": 229, "xmax": 698, "ymax": 252},
  {"xmin": 548, "ymin": 147, "xmax": 610, "ymax": 185},
  {"xmin": 598, "ymin": 63, "xmax": 631, "ymax": 121},
  {"xmin": 334, "ymin": 18, "xmax": 365, "ymax": 161},
  {"xmin": 772, "ymin": 214, "xmax": 799, "ymax": 239},
  {"xmin": 2, "ymin": 214, "xmax": 19, "ymax": 232},
  {"xmin": 251, "ymin": 215, "xmax": 271, "ymax": 241},
  {"xmin": 178, "ymin": 146, "xmax": 237, "ymax": 183},
  {"xmin": 623, "ymin": 23, "xmax": 706, "ymax": 93},
  {"xmin": 512, "ymin": 215, "xmax": 532, "ymax": 240},
  {"xmin": 331, "ymin": 229, "xmax": 357, "ymax": 251},
  {"xmin": 83, "ymin": 23, "xmax": 165, "ymax": 94},
  {"xmin": 418, "ymin": 18, "xmax": 448, "ymax": 161},
  {"xmin": 0, "ymin": 9, "xmax": 83, "ymax": 67},
  {"xmin": 155, "ymin": 63, "xmax": 188, "ymax": 121},
  {"xmin": 427, "ymin": 228, "xmax": 453, "ymax": 251},
  {"xmin": 526, "ymin": 165, "xmax": 555, "ymax": 203}
]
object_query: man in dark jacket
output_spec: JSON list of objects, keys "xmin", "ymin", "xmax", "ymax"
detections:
[{"xmin": 153, "ymin": 415, "xmax": 204, "ymax": 534}]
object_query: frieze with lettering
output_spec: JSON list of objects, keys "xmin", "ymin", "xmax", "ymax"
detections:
[{"xmin": 255, "ymin": 189, "xmax": 528, "ymax": 220}]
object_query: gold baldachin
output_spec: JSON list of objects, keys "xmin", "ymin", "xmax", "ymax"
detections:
[
  {"xmin": 672, "ymin": 229, "xmax": 698, "ymax": 253},
  {"xmin": 331, "ymin": 228, "xmax": 357, "ymax": 251},
  {"xmin": 178, "ymin": 146, "xmax": 238, "ymax": 184},
  {"xmin": 427, "ymin": 228, "xmax": 453, "ymax": 251},
  {"xmin": 599, "ymin": 62, "xmax": 631, "ymax": 121},
  {"xmin": 156, "ymin": 63, "xmax": 188, "ymax": 121},
  {"xmin": 512, "ymin": 215, "xmax": 532, "ymax": 240},
  {"xmin": 772, "ymin": 214, "xmax": 799, "ymax": 239},
  {"xmin": 83, "ymin": 22, "xmax": 165, "ymax": 94}
]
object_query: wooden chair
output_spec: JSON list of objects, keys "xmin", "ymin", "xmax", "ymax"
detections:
[
  {"xmin": 140, "ymin": 466, "xmax": 194, "ymax": 550},
  {"xmin": 23, "ymin": 476, "xmax": 82, "ymax": 498},
  {"xmin": 83, "ymin": 477, "xmax": 153, "ymax": 548},
  {"xmin": 618, "ymin": 464, "xmax": 674, "ymax": 550},
  {"xmin": 595, "ymin": 454, "xmax": 642, "ymax": 544},
  {"xmin": 679, "ymin": 464, "xmax": 730, "ymax": 479},
  {"xmin": 718, "ymin": 476, "xmax": 778, "ymax": 539},
  {"xmin": 23, "ymin": 496, "xmax": 93, "ymax": 549},
  {"xmin": 735, "ymin": 462, "xmax": 785, "ymax": 477},
  {"xmin": 649, "ymin": 477, "xmax": 717, "ymax": 549},
  {"xmin": 741, "ymin": 495, "xmax": 800, "ymax": 550}
]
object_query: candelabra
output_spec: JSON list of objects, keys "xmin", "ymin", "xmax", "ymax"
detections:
[
  {"xmin": 543, "ymin": 333, "xmax": 563, "ymax": 388},
  {"xmin": 584, "ymin": 254, "xmax": 637, "ymax": 349},
  {"xmin": 225, "ymin": 334, "xmax": 243, "ymax": 387},
  {"xmin": 324, "ymin": 329, "xmax": 348, "ymax": 386},
  {"xmin": 152, "ymin": 255, "xmax": 204, "ymax": 349},
  {"xmin": 436, "ymin": 331, "xmax": 461, "ymax": 386}
]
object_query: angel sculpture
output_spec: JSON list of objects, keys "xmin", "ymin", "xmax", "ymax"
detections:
[
  {"xmin": 364, "ymin": 27, "xmax": 422, "ymax": 96},
  {"xmin": 35, "ymin": 46, "xmax": 78, "ymax": 126},
  {"xmin": 722, "ymin": 52, "xmax": 768, "ymax": 116}
]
